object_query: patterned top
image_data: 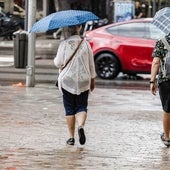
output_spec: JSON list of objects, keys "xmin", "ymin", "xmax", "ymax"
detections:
[{"xmin": 152, "ymin": 34, "xmax": 170, "ymax": 84}]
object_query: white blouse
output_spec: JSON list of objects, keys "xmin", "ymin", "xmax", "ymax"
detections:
[{"xmin": 54, "ymin": 35, "xmax": 96, "ymax": 95}]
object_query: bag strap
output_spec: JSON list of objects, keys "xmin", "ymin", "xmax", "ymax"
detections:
[
  {"xmin": 61, "ymin": 39, "xmax": 83, "ymax": 70},
  {"xmin": 162, "ymin": 37, "xmax": 170, "ymax": 51}
]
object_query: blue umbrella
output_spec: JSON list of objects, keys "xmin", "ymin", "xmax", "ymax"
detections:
[{"xmin": 30, "ymin": 10, "xmax": 99, "ymax": 33}]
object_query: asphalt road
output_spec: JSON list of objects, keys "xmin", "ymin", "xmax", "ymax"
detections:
[{"xmin": 0, "ymin": 56, "xmax": 151, "ymax": 90}]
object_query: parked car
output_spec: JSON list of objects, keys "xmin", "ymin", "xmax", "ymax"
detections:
[{"xmin": 85, "ymin": 18, "xmax": 165, "ymax": 79}]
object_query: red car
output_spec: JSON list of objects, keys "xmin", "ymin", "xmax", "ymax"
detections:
[{"xmin": 85, "ymin": 18, "xmax": 165, "ymax": 79}]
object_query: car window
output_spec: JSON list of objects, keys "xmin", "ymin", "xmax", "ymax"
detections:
[
  {"xmin": 148, "ymin": 23, "xmax": 165, "ymax": 40},
  {"xmin": 106, "ymin": 22, "xmax": 146, "ymax": 38}
]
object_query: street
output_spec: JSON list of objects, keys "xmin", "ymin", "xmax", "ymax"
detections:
[
  {"xmin": 0, "ymin": 53, "xmax": 151, "ymax": 89},
  {"xmin": 0, "ymin": 83, "xmax": 170, "ymax": 170},
  {"xmin": 1, "ymin": 0, "xmax": 170, "ymax": 168}
]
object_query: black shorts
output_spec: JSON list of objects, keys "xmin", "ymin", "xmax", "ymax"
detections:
[
  {"xmin": 62, "ymin": 88, "xmax": 89, "ymax": 116},
  {"xmin": 159, "ymin": 80, "xmax": 170, "ymax": 113}
]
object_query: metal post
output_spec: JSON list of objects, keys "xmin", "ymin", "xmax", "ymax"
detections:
[
  {"xmin": 25, "ymin": 0, "xmax": 28, "ymax": 31},
  {"xmin": 148, "ymin": 0, "xmax": 151, "ymax": 17},
  {"xmin": 152, "ymin": 0, "xmax": 156, "ymax": 17},
  {"xmin": 43, "ymin": 0, "xmax": 48, "ymax": 17},
  {"xmin": 26, "ymin": 1, "xmax": 36, "ymax": 87}
]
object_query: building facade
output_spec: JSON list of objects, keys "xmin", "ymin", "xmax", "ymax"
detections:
[{"xmin": 0, "ymin": 0, "xmax": 169, "ymax": 22}]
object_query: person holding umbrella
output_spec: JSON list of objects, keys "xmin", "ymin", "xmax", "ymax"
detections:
[
  {"xmin": 54, "ymin": 25, "xmax": 96, "ymax": 146},
  {"xmin": 150, "ymin": 34, "xmax": 170, "ymax": 147},
  {"xmin": 30, "ymin": 10, "xmax": 99, "ymax": 146},
  {"xmin": 150, "ymin": 7, "xmax": 170, "ymax": 147}
]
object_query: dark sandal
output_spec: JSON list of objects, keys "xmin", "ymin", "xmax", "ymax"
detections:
[
  {"xmin": 78, "ymin": 127, "xmax": 86, "ymax": 145},
  {"xmin": 66, "ymin": 138, "xmax": 75, "ymax": 145},
  {"xmin": 160, "ymin": 133, "xmax": 170, "ymax": 147}
]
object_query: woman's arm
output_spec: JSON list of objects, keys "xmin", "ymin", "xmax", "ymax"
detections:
[
  {"xmin": 54, "ymin": 41, "xmax": 65, "ymax": 68},
  {"xmin": 150, "ymin": 57, "xmax": 160, "ymax": 95}
]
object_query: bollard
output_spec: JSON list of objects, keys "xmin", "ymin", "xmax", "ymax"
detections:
[{"xmin": 13, "ymin": 32, "xmax": 28, "ymax": 68}]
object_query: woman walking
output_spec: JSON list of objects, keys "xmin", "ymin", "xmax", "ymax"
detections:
[
  {"xmin": 54, "ymin": 25, "xmax": 96, "ymax": 145},
  {"xmin": 150, "ymin": 34, "xmax": 170, "ymax": 147}
]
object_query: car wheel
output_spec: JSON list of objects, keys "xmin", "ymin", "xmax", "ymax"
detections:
[{"xmin": 95, "ymin": 53, "xmax": 120, "ymax": 79}]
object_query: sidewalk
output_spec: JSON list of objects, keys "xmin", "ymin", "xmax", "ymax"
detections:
[
  {"xmin": 0, "ymin": 35, "xmax": 60, "ymax": 59},
  {"xmin": 0, "ymin": 83, "xmax": 170, "ymax": 170}
]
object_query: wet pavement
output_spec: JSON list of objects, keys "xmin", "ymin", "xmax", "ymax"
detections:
[
  {"xmin": 0, "ymin": 36, "xmax": 170, "ymax": 169},
  {"xmin": 0, "ymin": 83, "xmax": 170, "ymax": 170}
]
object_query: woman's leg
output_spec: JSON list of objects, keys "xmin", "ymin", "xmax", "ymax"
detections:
[
  {"xmin": 76, "ymin": 111, "xmax": 87, "ymax": 127},
  {"xmin": 75, "ymin": 90, "xmax": 89, "ymax": 127},
  {"xmin": 62, "ymin": 88, "xmax": 76, "ymax": 145},
  {"xmin": 76, "ymin": 111, "xmax": 87, "ymax": 145},
  {"xmin": 163, "ymin": 111, "xmax": 170, "ymax": 139},
  {"xmin": 75, "ymin": 90, "xmax": 89, "ymax": 145},
  {"xmin": 159, "ymin": 82, "xmax": 170, "ymax": 140},
  {"xmin": 66, "ymin": 115, "xmax": 76, "ymax": 138}
]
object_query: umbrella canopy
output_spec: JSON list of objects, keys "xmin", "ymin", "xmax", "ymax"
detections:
[
  {"xmin": 30, "ymin": 10, "xmax": 99, "ymax": 33},
  {"xmin": 152, "ymin": 7, "xmax": 170, "ymax": 35}
]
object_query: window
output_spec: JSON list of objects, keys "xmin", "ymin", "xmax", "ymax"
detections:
[{"xmin": 106, "ymin": 22, "xmax": 146, "ymax": 39}]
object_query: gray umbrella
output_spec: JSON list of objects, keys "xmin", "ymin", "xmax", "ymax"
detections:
[{"xmin": 152, "ymin": 7, "xmax": 170, "ymax": 35}]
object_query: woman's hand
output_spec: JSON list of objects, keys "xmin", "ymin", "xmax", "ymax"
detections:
[
  {"xmin": 90, "ymin": 78, "xmax": 95, "ymax": 91},
  {"xmin": 150, "ymin": 83, "xmax": 157, "ymax": 95}
]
